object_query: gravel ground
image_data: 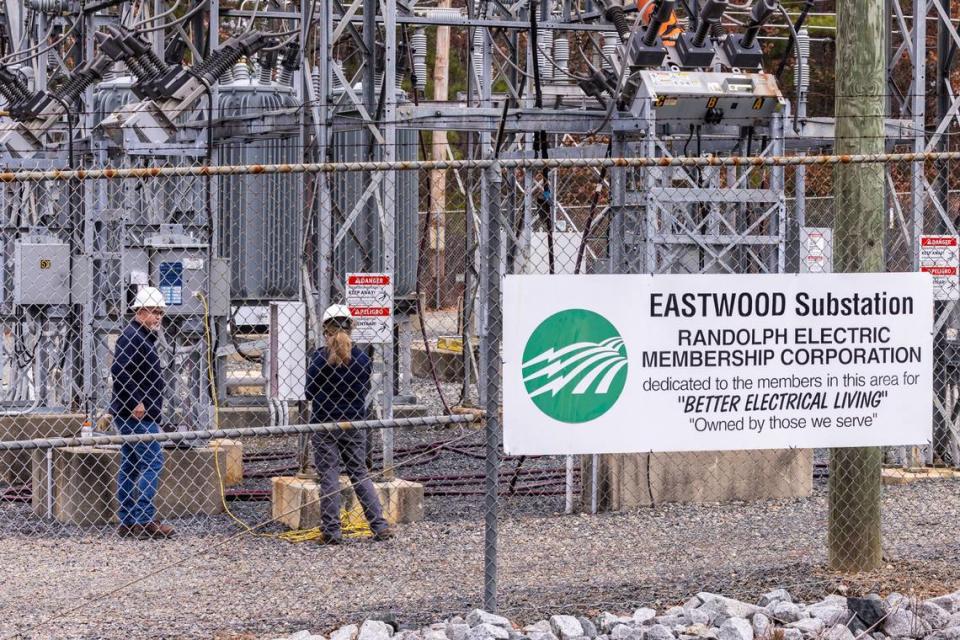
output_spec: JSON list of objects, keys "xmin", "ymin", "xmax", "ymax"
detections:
[
  {"xmin": 2, "ymin": 478, "xmax": 960, "ymax": 640},
  {"xmin": 3, "ymin": 367, "xmax": 959, "ymax": 639}
]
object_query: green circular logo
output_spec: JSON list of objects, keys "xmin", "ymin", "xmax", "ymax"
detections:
[{"xmin": 521, "ymin": 309, "xmax": 628, "ymax": 423}]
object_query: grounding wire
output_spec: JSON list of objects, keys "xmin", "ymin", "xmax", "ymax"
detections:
[
  {"xmin": 132, "ymin": 0, "xmax": 211, "ymax": 35},
  {"xmin": 130, "ymin": 0, "xmax": 184, "ymax": 30}
]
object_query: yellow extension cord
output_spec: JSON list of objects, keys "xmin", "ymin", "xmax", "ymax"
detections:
[{"xmin": 196, "ymin": 292, "xmax": 372, "ymax": 543}]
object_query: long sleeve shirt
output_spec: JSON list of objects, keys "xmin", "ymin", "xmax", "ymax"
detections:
[
  {"xmin": 110, "ymin": 320, "xmax": 165, "ymax": 422},
  {"xmin": 305, "ymin": 346, "xmax": 372, "ymax": 423}
]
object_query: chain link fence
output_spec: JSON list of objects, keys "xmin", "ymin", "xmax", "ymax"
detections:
[{"xmin": 1, "ymin": 151, "xmax": 959, "ymax": 639}]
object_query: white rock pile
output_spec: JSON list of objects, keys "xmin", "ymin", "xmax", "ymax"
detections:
[{"xmin": 267, "ymin": 589, "xmax": 960, "ymax": 640}]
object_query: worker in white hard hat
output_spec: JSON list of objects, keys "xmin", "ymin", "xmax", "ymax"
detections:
[
  {"xmin": 109, "ymin": 286, "xmax": 175, "ymax": 540},
  {"xmin": 304, "ymin": 304, "xmax": 394, "ymax": 544}
]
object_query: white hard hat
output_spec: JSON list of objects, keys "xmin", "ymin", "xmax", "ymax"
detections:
[
  {"xmin": 322, "ymin": 304, "xmax": 353, "ymax": 323},
  {"xmin": 132, "ymin": 286, "xmax": 167, "ymax": 310}
]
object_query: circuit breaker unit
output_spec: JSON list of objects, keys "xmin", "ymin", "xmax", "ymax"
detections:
[{"xmin": 632, "ymin": 70, "xmax": 784, "ymax": 125}]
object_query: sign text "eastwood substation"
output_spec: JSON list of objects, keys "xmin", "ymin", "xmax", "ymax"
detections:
[{"xmin": 649, "ymin": 291, "xmax": 914, "ymax": 318}]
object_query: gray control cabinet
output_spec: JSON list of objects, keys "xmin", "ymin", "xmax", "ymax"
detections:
[
  {"xmin": 13, "ymin": 239, "xmax": 70, "ymax": 305},
  {"xmin": 149, "ymin": 246, "xmax": 208, "ymax": 316},
  {"xmin": 121, "ymin": 229, "xmax": 230, "ymax": 317}
]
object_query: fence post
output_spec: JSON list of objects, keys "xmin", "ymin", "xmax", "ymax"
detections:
[
  {"xmin": 482, "ymin": 161, "xmax": 502, "ymax": 611},
  {"xmin": 828, "ymin": 0, "xmax": 885, "ymax": 572}
]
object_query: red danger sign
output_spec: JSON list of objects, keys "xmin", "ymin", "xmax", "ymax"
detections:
[
  {"xmin": 346, "ymin": 272, "xmax": 393, "ymax": 343},
  {"xmin": 349, "ymin": 307, "xmax": 391, "ymax": 317},
  {"xmin": 921, "ymin": 266, "xmax": 958, "ymax": 276},
  {"xmin": 347, "ymin": 275, "xmax": 391, "ymax": 285},
  {"xmin": 921, "ymin": 236, "xmax": 958, "ymax": 247},
  {"xmin": 919, "ymin": 235, "xmax": 960, "ymax": 300}
]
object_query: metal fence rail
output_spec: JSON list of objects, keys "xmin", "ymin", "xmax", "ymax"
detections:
[{"xmin": 0, "ymin": 415, "xmax": 479, "ymax": 452}]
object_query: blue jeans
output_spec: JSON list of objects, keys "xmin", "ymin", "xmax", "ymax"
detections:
[{"xmin": 116, "ymin": 418, "xmax": 164, "ymax": 526}]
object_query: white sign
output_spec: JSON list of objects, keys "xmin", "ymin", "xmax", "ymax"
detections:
[
  {"xmin": 346, "ymin": 273, "xmax": 393, "ymax": 344},
  {"xmin": 503, "ymin": 273, "xmax": 933, "ymax": 455},
  {"xmin": 800, "ymin": 227, "xmax": 832, "ymax": 273},
  {"xmin": 919, "ymin": 235, "xmax": 960, "ymax": 301}
]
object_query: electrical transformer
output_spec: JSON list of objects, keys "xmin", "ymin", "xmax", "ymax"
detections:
[{"xmin": 217, "ymin": 77, "xmax": 302, "ymax": 302}]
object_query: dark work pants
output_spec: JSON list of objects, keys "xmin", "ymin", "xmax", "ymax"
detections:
[{"xmin": 311, "ymin": 429, "xmax": 389, "ymax": 538}]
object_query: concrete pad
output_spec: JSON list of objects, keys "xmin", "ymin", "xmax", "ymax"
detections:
[
  {"xmin": 580, "ymin": 449, "xmax": 814, "ymax": 511},
  {"xmin": 210, "ymin": 439, "xmax": 244, "ymax": 487},
  {"xmin": 347, "ymin": 477, "xmax": 424, "ymax": 524},
  {"xmin": 0, "ymin": 413, "xmax": 85, "ymax": 486},
  {"xmin": 881, "ymin": 466, "xmax": 960, "ymax": 484},
  {"xmin": 271, "ymin": 475, "xmax": 321, "ymax": 530},
  {"xmin": 271, "ymin": 475, "xmax": 425, "ymax": 530},
  {"xmin": 32, "ymin": 447, "xmax": 117, "ymax": 526},
  {"xmin": 31, "ymin": 445, "xmax": 227, "ymax": 525}
]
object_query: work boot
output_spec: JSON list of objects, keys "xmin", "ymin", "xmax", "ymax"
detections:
[
  {"xmin": 137, "ymin": 521, "xmax": 175, "ymax": 539},
  {"xmin": 117, "ymin": 524, "xmax": 140, "ymax": 538},
  {"xmin": 372, "ymin": 527, "xmax": 395, "ymax": 542},
  {"xmin": 317, "ymin": 533, "xmax": 342, "ymax": 546}
]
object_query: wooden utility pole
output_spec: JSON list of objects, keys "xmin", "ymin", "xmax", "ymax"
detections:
[
  {"xmin": 428, "ymin": 2, "xmax": 451, "ymax": 309},
  {"xmin": 828, "ymin": 0, "xmax": 885, "ymax": 572}
]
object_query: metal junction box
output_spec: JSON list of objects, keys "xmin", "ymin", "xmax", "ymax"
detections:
[
  {"xmin": 149, "ymin": 246, "xmax": 208, "ymax": 316},
  {"xmin": 13, "ymin": 238, "xmax": 70, "ymax": 305},
  {"xmin": 631, "ymin": 70, "xmax": 785, "ymax": 126}
]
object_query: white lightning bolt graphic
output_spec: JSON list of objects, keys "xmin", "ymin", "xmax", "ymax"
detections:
[
  {"xmin": 524, "ymin": 337, "xmax": 627, "ymax": 398},
  {"xmin": 522, "ymin": 338, "xmax": 624, "ymax": 383}
]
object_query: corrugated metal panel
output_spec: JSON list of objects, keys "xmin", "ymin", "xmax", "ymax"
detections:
[{"xmin": 216, "ymin": 82, "xmax": 302, "ymax": 301}]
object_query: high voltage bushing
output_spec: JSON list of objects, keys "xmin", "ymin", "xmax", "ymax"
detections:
[
  {"xmin": 537, "ymin": 28, "xmax": 553, "ymax": 82},
  {"xmin": 328, "ymin": 62, "xmax": 344, "ymax": 93},
  {"xmin": 692, "ymin": 0, "xmax": 729, "ymax": 47},
  {"xmin": 233, "ymin": 60, "xmax": 251, "ymax": 83},
  {"xmin": 599, "ymin": 0, "xmax": 631, "ymax": 41},
  {"xmin": 192, "ymin": 31, "xmax": 273, "ymax": 85},
  {"xmin": 553, "ymin": 35, "xmax": 570, "ymax": 79},
  {"xmin": 472, "ymin": 22, "xmax": 484, "ymax": 87},
  {"xmin": 138, "ymin": 31, "xmax": 274, "ymax": 101},
  {"xmin": 411, "ymin": 28, "xmax": 427, "ymax": 91},
  {"xmin": 129, "ymin": 37, "xmax": 171, "ymax": 88},
  {"xmin": 722, "ymin": 0, "xmax": 775, "ymax": 68},
  {"xmin": 98, "ymin": 27, "xmax": 171, "ymax": 99},
  {"xmin": 54, "ymin": 55, "xmax": 113, "ymax": 102},
  {"xmin": 602, "ymin": 33, "xmax": 620, "ymax": 72},
  {"xmin": 643, "ymin": 0, "xmax": 676, "ymax": 46},
  {"xmin": 675, "ymin": 0, "xmax": 729, "ymax": 67},
  {"xmin": 0, "ymin": 67, "xmax": 32, "ymax": 106},
  {"xmin": 258, "ymin": 50, "xmax": 277, "ymax": 84},
  {"xmin": 7, "ymin": 54, "xmax": 111, "ymax": 122},
  {"xmin": 277, "ymin": 43, "xmax": 300, "ymax": 87},
  {"xmin": 794, "ymin": 27, "xmax": 810, "ymax": 94},
  {"xmin": 25, "ymin": 0, "xmax": 70, "ymax": 12},
  {"xmin": 629, "ymin": 0, "xmax": 671, "ymax": 67}
]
